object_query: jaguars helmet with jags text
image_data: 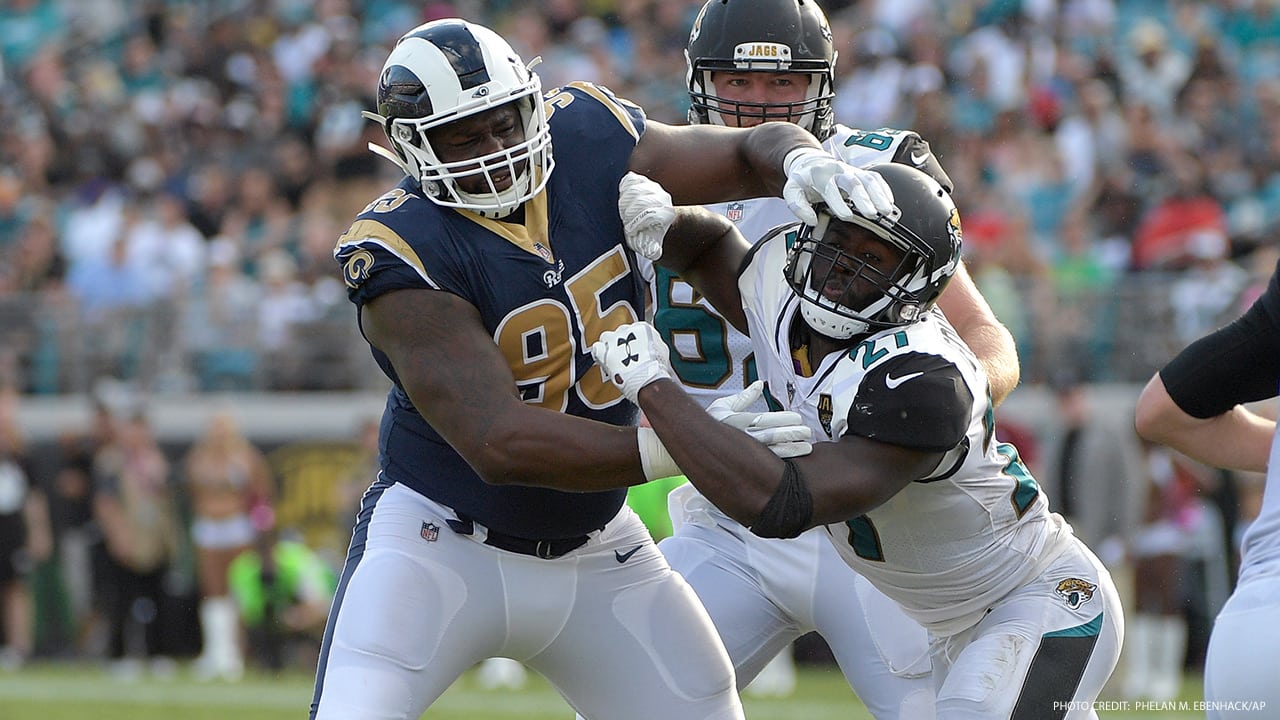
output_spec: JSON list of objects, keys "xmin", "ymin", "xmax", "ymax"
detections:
[
  {"xmin": 363, "ymin": 19, "xmax": 554, "ymax": 219},
  {"xmin": 785, "ymin": 163, "xmax": 962, "ymax": 340},
  {"xmin": 686, "ymin": 0, "xmax": 837, "ymax": 140}
]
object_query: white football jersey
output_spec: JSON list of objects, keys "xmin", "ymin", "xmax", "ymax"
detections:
[
  {"xmin": 1239, "ymin": 424, "xmax": 1280, "ymax": 584},
  {"xmin": 643, "ymin": 126, "xmax": 950, "ymax": 412},
  {"xmin": 740, "ymin": 232, "xmax": 1068, "ymax": 636}
]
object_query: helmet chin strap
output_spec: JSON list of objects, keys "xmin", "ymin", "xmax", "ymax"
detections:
[
  {"xmin": 800, "ymin": 300, "xmax": 867, "ymax": 341},
  {"xmin": 451, "ymin": 172, "xmax": 532, "ymax": 219}
]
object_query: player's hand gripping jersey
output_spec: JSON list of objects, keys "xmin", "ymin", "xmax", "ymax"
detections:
[
  {"xmin": 647, "ymin": 127, "xmax": 951, "ymax": 412},
  {"xmin": 334, "ymin": 82, "xmax": 647, "ymax": 540},
  {"xmin": 740, "ymin": 229, "xmax": 1067, "ymax": 636}
]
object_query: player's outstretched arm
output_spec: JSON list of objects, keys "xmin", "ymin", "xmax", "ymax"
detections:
[
  {"xmin": 594, "ymin": 322, "xmax": 945, "ymax": 536},
  {"xmin": 634, "ymin": 378, "xmax": 940, "ymax": 536},
  {"xmin": 1134, "ymin": 373, "xmax": 1272, "ymax": 473},
  {"xmin": 629, "ymin": 120, "xmax": 894, "ymax": 221},
  {"xmin": 935, "ymin": 261, "xmax": 1020, "ymax": 406},
  {"xmin": 361, "ymin": 288, "xmax": 651, "ymax": 491},
  {"xmin": 1135, "ymin": 271, "xmax": 1280, "ymax": 473}
]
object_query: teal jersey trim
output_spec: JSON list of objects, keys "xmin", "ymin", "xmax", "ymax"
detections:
[{"xmin": 1044, "ymin": 612, "xmax": 1104, "ymax": 639}]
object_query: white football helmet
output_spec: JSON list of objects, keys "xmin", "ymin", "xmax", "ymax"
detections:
[{"xmin": 363, "ymin": 19, "xmax": 554, "ymax": 219}]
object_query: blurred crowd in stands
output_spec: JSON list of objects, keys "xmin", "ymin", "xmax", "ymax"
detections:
[
  {"xmin": 0, "ymin": 0, "xmax": 1277, "ymax": 693},
  {"xmin": 0, "ymin": 0, "xmax": 1279, "ymax": 392}
]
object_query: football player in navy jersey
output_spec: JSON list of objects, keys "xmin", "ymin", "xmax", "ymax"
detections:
[
  {"xmin": 595, "ymin": 165, "xmax": 1123, "ymax": 718},
  {"xmin": 623, "ymin": 1, "xmax": 1021, "ymax": 715},
  {"xmin": 312, "ymin": 17, "xmax": 898, "ymax": 720},
  {"xmin": 1135, "ymin": 257, "xmax": 1280, "ymax": 719}
]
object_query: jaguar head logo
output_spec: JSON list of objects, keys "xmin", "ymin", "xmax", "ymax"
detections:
[{"xmin": 1055, "ymin": 578, "xmax": 1097, "ymax": 610}]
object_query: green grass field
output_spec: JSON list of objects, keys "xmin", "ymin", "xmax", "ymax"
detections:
[{"xmin": 0, "ymin": 662, "xmax": 1211, "ymax": 719}]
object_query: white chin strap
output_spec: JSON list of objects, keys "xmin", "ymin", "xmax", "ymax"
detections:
[
  {"xmin": 800, "ymin": 301, "xmax": 867, "ymax": 340},
  {"xmin": 447, "ymin": 171, "xmax": 533, "ymax": 219}
]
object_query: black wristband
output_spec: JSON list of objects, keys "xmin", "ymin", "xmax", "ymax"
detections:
[{"xmin": 750, "ymin": 460, "xmax": 813, "ymax": 539}]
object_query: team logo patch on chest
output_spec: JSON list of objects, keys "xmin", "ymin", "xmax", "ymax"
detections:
[
  {"xmin": 817, "ymin": 393, "xmax": 833, "ymax": 438},
  {"xmin": 420, "ymin": 522, "xmax": 440, "ymax": 542},
  {"xmin": 542, "ymin": 259, "xmax": 565, "ymax": 288},
  {"xmin": 1055, "ymin": 578, "xmax": 1096, "ymax": 610}
]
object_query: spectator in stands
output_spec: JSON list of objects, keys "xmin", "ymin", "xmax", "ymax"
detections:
[
  {"xmin": 0, "ymin": 171, "xmax": 32, "ymax": 252},
  {"xmin": 65, "ymin": 220, "xmax": 150, "ymax": 324},
  {"xmin": 125, "ymin": 189, "xmax": 206, "ymax": 303},
  {"xmin": 183, "ymin": 410, "xmax": 275, "ymax": 681},
  {"xmin": 0, "ymin": 211, "xmax": 64, "ymax": 295},
  {"xmin": 1054, "ymin": 79, "xmax": 1128, "ymax": 198},
  {"xmin": 182, "ymin": 239, "xmax": 260, "ymax": 391},
  {"xmin": 0, "ymin": 388, "xmax": 52, "ymax": 669},
  {"xmin": 1131, "ymin": 155, "xmax": 1229, "ymax": 271},
  {"xmin": 0, "ymin": 0, "xmax": 66, "ymax": 71},
  {"xmin": 220, "ymin": 167, "xmax": 293, "ymax": 278},
  {"xmin": 66, "ymin": 218, "xmax": 154, "ymax": 384},
  {"xmin": 256, "ymin": 250, "xmax": 321, "ymax": 390},
  {"xmin": 92, "ymin": 409, "xmax": 180, "ymax": 679},
  {"xmin": 833, "ymin": 28, "xmax": 907, "ymax": 130},
  {"xmin": 1168, "ymin": 229, "xmax": 1248, "ymax": 344},
  {"xmin": 1118, "ymin": 20, "xmax": 1191, "ymax": 117},
  {"xmin": 60, "ymin": 179, "xmax": 128, "ymax": 273}
]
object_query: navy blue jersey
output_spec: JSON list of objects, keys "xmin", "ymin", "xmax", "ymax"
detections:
[{"xmin": 334, "ymin": 83, "xmax": 648, "ymax": 538}]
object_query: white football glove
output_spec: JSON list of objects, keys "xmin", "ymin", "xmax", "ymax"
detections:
[
  {"xmin": 708, "ymin": 381, "xmax": 814, "ymax": 459},
  {"xmin": 781, "ymin": 147, "xmax": 896, "ymax": 225},
  {"xmin": 618, "ymin": 172, "xmax": 675, "ymax": 261},
  {"xmin": 591, "ymin": 321, "xmax": 672, "ymax": 404}
]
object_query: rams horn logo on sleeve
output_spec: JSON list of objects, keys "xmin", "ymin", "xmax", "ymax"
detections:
[
  {"xmin": 1055, "ymin": 578, "xmax": 1097, "ymax": 610},
  {"xmin": 343, "ymin": 249, "xmax": 375, "ymax": 289}
]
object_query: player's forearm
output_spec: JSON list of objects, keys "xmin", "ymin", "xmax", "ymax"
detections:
[
  {"xmin": 636, "ymin": 380, "xmax": 784, "ymax": 526},
  {"xmin": 937, "ymin": 262, "xmax": 1020, "ymax": 405},
  {"xmin": 631, "ymin": 121, "xmax": 815, "ymax": 205},
  {"xmin": 1135, "ymin": 374, "xmax": 1273, "ymax": 473},
  {"xmin": 465, "ymin": 406, "xmax": 651, "ymax": 491},
  {"xmin": 740, "ymin": 121, "xmax": 824, "ymax": 197},
  {"xmin": 967, "ymin": 324, "xmax": 1020, "ymax": 406}
]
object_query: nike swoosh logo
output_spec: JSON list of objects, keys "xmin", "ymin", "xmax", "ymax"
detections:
[
  {"xmin": 615, "ymin": 546, "xmax": 642, "ymax": 563},
  {"xmin": 885, "ymin": 371, "xmax": 924, "ymax": 389},
  {"xmin": 910, "ymin": 151, "xmax": 930, "ymax": 166}
]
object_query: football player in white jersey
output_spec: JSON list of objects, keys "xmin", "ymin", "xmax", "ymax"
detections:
[
  {"xmin": 627, "ymin": 0, "xmax": 1020, "ymax": 716},
  {"xmin": 1135, "ymin": 257, "xmax": 1280, "ymax": 719},
  {"xmin": 593, "ymin": 163, "xmax": 1123, "ymax": 719}
]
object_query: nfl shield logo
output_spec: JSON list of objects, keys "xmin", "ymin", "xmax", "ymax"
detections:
[
  {"xmin": 420, "ymin": 522, "xmax": 439, "ymax": 542},
  {"xmin": 726, "ymin": 202, "xmax": 744, "ymax": 222}
]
